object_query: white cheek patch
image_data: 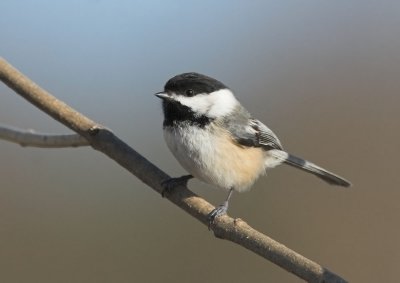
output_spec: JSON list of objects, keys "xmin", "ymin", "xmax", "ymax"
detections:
[
  {"xmin": 207, "ymin": 89, "xmax": 238, "ymax": 117},
  {"xmin": 174, "ymin": 93, "xmax": 211, "ymax": 115},
  {"xmin": 174, "ymin": 89, "xmax": 239, "ymax": 118}
]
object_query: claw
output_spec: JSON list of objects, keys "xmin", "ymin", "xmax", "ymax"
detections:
[
  {"xmin": 207, "ymin": 188, "xmax": 234, "ymax": 230},
  {"xmin": 160, "ymin": 175, "xmax": 193, "ymax": 197},
  {"xmin": 207, "ymin": 202, "xmax": 228, "ymax": 229}
]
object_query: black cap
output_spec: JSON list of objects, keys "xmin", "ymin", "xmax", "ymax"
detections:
[{"xmin": 164, "ymin": 72, "xmax": 227, "ymax": 96}]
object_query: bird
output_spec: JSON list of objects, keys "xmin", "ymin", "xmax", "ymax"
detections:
[{"xmin": 155, "ymin": 72, "xmax": 351, "ymax": 225}]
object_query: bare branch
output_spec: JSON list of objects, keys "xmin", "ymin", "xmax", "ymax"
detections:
[
  {"xmin": 0, "ymin": 125, "xmax": 89, "ymax": 147},
  {"xmin": 0, "ymin": 57, "xmax": 347, "ymax": 283}
]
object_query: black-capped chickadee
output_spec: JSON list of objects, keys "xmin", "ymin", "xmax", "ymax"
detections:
[{"xmin": 155, "ymin": 72, "xmax": 351, "ymax": 224}]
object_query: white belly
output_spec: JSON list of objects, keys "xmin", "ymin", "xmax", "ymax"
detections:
[{"xmin": 163, "ymin": 125, "xmax": 267, "ymax": 192}]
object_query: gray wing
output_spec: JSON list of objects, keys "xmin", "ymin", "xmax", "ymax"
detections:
[
  {"xmin": 222, "ymin": 114, "xmax": 283, "ymax": 150},
  {"xmin": 248, "ymin": 119, "xmax": 283, "ymax": 150}
]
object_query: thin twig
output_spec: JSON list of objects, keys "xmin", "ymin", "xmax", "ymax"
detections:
[
  {"xmin": 0, "ymin": 125, "xmax": 89, "ymax": 147},
  {"xmin": 0, "ymin": 57, "xmax": 347, "ymax": 283}
]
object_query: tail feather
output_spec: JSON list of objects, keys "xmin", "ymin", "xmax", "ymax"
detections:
[{"xmin": 269, "ymin": 150, "xmax": 351, "ymax": 187}]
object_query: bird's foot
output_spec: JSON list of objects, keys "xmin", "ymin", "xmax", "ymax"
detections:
[
  {"xmin": 161, "ymin": 175, "xmax": 193, "ymax": 197},
  {"xmin": 207, "ymin": 201, "xmax": 228, "ymax": 229}
]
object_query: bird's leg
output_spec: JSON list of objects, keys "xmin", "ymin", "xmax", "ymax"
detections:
[
  {"xmin": 207, "ymin": 188, "xmax": 234, "ymax": 228},
  {"xmin": 161, "ymin": 175, "xmax": 193, "ymax": 197}
]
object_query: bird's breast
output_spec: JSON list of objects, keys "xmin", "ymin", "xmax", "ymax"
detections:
[{"xmin": 163, "ymin": 124, "xmax": 266, "ymax": 192}]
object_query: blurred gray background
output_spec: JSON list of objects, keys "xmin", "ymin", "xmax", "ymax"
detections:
[{"xmin": 1, "ymin": 1, "xmax": 399, "ymax": 282}]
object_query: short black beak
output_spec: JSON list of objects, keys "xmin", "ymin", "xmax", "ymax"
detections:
[{"xmin": 154, "ymin": 91, "xmax": 170, "ymax": 99}]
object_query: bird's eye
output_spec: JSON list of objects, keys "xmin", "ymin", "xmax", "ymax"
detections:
[{"xmin": 185, "ymin": 89, "xmax": 194, "ymax": 96}]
